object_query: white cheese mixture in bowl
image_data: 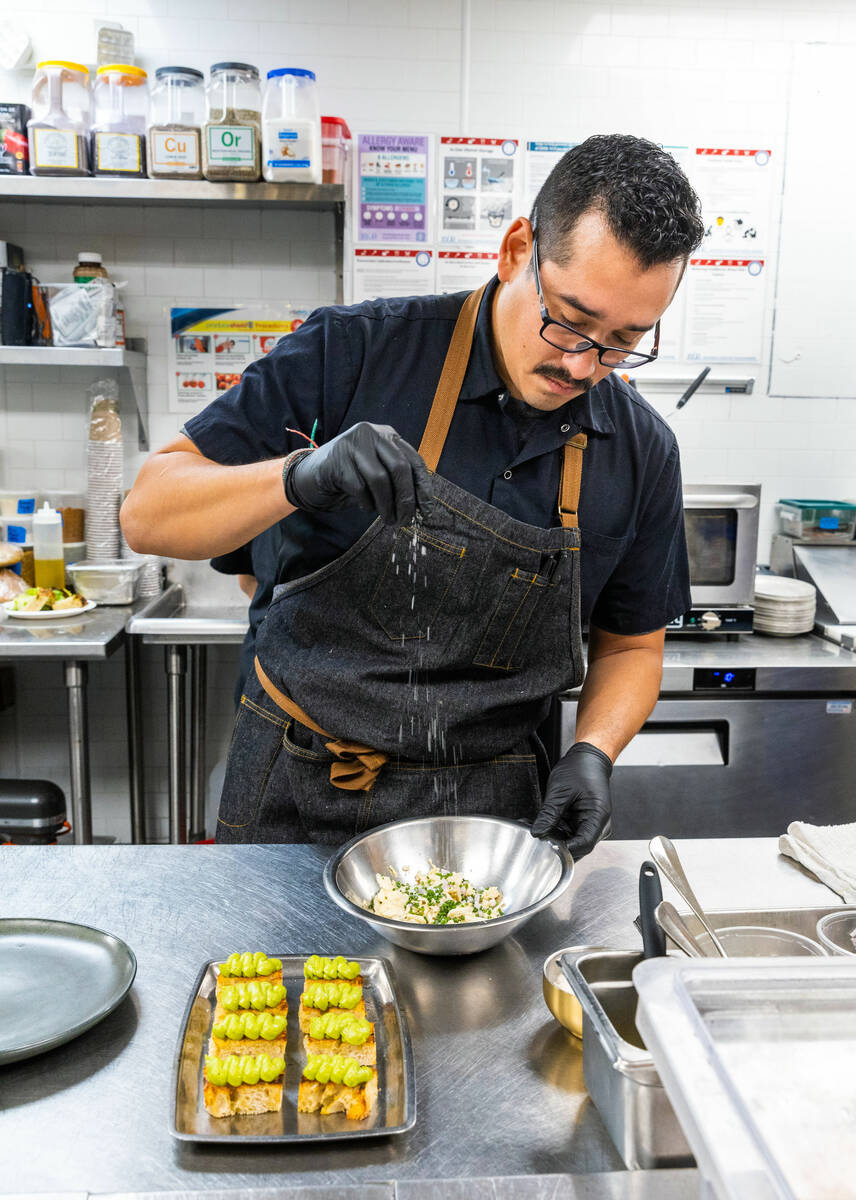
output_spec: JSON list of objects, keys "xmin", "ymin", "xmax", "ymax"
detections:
[{"xmin": 368, "ymin": 864, "xmax": 504, "ymax": 924}]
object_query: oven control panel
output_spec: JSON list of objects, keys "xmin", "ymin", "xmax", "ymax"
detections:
[
  {"xmin": 693, "ymin": 667, "xmax": 757, "ymax": 690},
  {"xmin": 667, "ymin": 607, "xmax": 755, "ymax": 633}
]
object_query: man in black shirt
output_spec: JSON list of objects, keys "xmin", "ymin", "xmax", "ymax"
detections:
[{"xmin": 123, "ymin": 134, "xmax": 703, "ymax": 853}]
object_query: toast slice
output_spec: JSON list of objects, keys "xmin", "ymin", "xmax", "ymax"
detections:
[
  {"xmin": 215, "ymin": 979, "xmax": 288, "ymax": 1023},
  {"xmin": 203, "ymin": 1053, "xmax": 284, "ymax": 1118},
  {"xmin": 298, "ymin": 979, "xmax": 365, "ymax": 1034},
  {"xmin": 303, "ymin": 954, "xmax": 363, "ymax": 986},
  {"xmin": 297, "ymin": 1054, "xmax": 378, "ymax": 1121},
  {"xmin": 302, "ymin": 1010, "xmax": 376, "ymax": 1066},
  {"xmin": 208, "ymin": 1008, "xmax": 287, "ymax": 1060},
  {"xmin": 216, "ymin": 953, "xmax": 283, "ymax": 997}
]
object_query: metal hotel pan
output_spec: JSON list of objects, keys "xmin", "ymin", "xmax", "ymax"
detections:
[{"xmin": 560, "ymin": 947, "xmax": 693, "ymax": 1171}]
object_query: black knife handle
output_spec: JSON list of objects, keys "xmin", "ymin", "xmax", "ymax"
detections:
[{"xmin": 639, "ymin": 859, "xmax": 667, "ymax": 958}]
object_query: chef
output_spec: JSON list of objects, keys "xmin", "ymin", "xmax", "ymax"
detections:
[{"xmin": 122, "ymin": 133, "xmax": 703, "ymax": 857}]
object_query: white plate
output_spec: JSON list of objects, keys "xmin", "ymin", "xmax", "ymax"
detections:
[
  {"xmin": 3, "ymin": 598, "xmax": 96, "ymax": 620},
  {"xmin": 754, "ymin": 576, "xmax": 816, "ymax": 600}
]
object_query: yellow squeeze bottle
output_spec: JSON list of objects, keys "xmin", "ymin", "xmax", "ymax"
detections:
[{"xmin": 32, "ymin": 504, "xmax": 66, "ymax": 590}]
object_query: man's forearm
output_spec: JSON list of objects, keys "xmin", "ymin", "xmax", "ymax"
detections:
[
  {"xmin": 573, "ymin": 626, "xmax": 664, "ymax": 762},
  {"xmin": 121, "ymin": 448, "xmax": 295, "ymax": 560}
]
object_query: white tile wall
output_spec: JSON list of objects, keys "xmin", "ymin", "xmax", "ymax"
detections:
[{"xmin": 1, "ymin": 0, "xmax": 855, "ymax": 841}]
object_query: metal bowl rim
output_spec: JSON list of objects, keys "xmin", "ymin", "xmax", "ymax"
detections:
[{"xmin": 323, "ymin": 814, "xmax": 574, "ymax": 934}]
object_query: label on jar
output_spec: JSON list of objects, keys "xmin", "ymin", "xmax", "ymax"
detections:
[
  {"xmin": 151, "ymin": 127, "xmax": 200, "ymax": 171},
  {"xmin": 265, "ymin": 127, "xmax": 312, "ymax": 170},
  {"xmin": 207, "ymin": 125, "xmax": 256, "ymax": 165},
  {"xmin": 95, "ymin": 132, "xmax": 142, "ymax": 172},
  {"xmin": 33, "ymin": 128, "xmax": 79, "ymax": 169}
]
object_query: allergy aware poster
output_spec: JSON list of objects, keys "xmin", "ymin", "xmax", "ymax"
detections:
[{"xmin": 356, "ymin": 134, "xmax": 430, "ymax": 243}]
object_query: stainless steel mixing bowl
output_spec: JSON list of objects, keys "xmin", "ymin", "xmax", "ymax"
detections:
[{"xmin": 323, "ymin": 815, "xmax": 574, "ymax": 956}]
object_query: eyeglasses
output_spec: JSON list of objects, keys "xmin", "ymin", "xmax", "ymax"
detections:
[{"xmin": 531, "ymin": 230, "xmax": 660, "ymax": 369}]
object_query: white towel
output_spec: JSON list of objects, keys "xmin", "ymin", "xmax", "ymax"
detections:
[{"xmin": 778, "ymin": 821, "xmax": 856, "ymax": 902}]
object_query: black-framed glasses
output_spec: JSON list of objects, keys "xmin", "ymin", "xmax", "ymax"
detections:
[{"xmin": 531, "ymin": 230, "xmax": 660, "ymax": 369}]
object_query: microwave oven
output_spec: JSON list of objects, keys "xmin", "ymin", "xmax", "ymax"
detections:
[{"xmin": 667, "ymin": 483, "xmax": 761, "ymax": 634}]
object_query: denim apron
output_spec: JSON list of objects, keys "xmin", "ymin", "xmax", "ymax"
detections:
[{"xmin": 216, "ymin": 285, "xmax": 586, "ymax": 844}]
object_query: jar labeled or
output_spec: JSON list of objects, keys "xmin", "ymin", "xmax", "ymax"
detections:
[
  {"xmin": 32, "ymin": 503, "xmax": 65, "ymax": 590},
  {"xmin": 321, "ymin": 114, "xmax": 350, "ymax": 184},
  {"xmin": 203, "ymin": 62, "xmax": 261, "ymax": 182},
  {"xmin": 92, "ymin": 64, "xmax": 148, "ymax": 176},
  {"xmin": 27, "ymin": 60, "xmax": 90, "ymax": 176},
  {"xmin": 262, "ymin": 68, "xmax": 321, "ymax": 184},
  {"xmin": 148, "ymin": 66, "xmax": 204, "ymax": 179},
  {"xmin": 73, "ymin": 251, "xmax": 108, "ymax": 283}
]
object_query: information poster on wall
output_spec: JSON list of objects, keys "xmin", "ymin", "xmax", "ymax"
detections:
[
  {"xmin": 524, "ymin": 140, "xmax": 576, "ymax": 210},
  {"xmin": 683, "ymin": 147, "xmax": 774, "ymax": 361},
  {"xmin": 356, "ymin": 134, "xmax": 430, "ymax": 243},
  {"xmin": 168, "ymin": 306, "xmax": 309, "ymax": 414},
  {"xmin": 436, "ymin": 250, "xmax": 498, "ymax": 294},
  {"xmin": 438, "ymin": 136, "xmax": 520, "ymax": 248},
  {"xmin": 351, "ymin": 248, "xmax": 435, "ymax": 303},
  {"xmin": 683, "ymin": 257, "xmax": 767, "ymax": 362}
]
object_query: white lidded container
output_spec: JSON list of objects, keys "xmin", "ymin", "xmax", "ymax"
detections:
[
  {"xmin": 27, "ymin": 60, "xmax": 91, "ymax": 176},
  {"xmin": 261, "ymin": 68, "xmax": 321, "ymax": 184},
  {"xmin": 67, "ymin": 559, "xmax": 141, "ymax": 605}
]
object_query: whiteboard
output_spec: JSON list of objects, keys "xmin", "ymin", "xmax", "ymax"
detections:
[{"xmin": 770, "ymin": 43, "xmax": 856, "ymax": 397}]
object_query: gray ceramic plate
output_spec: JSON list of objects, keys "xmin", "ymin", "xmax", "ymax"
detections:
[
  {"xmin": 171, "ymin": 954, "xmax": 416, "ymax": 1142},
  {"xmin": 0, "ymin": 917, "xmax": 137, "ymax": 1064}
]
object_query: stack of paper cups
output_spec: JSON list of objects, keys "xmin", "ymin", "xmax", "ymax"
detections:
[{"xmin": 86, "ymin": 385, "xmax": 123, "ymax": 562}]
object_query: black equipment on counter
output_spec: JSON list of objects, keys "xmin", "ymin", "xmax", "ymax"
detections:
[
  {"xmin": 0, "ymin": 779, "xmax": 69, "ymax": 844},
  {"xmin": 0, "ymin": 267, "xmax": 34, "ymax": 345},
  {"xmin": 638, "ymin": 860, "xmax": 667, "ymax": 958}
]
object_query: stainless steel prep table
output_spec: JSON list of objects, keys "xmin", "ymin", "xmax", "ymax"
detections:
[
  {"xmin": 126, "ymin": 584, "xmax": 249, "ymax": 844},
  {"xmin": 0, "ymin": 837, "xmax": 834, "ymax": 1193},
  {"xmin": 0, "ymin": 601, "xmax": 148, "ymax": 845}
]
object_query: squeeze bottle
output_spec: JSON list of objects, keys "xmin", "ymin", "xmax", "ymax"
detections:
[{"xmin": 33, "ymin": 503, "xmax": 66, "ymax": 590}]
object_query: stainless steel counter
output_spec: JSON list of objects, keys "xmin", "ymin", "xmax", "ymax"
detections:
[
  {"xmin": 0, "ymin": 837, "xmax": 834, "ymax": 1194},
  {"xmin": 0, "ymin": 601, "xmax": 133, "ymax": 659},
  {"xmin": 126, "ymin": 584, "xmax": 248, "ymax": 644},
  {"xmin": 660, "ymin": 630, "xmax": 856, "ymax": 691}
]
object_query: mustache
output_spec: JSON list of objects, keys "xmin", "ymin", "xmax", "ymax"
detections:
[{"xmin": 534, "ymin": 364, "xmax": 593, "ymax": 393}]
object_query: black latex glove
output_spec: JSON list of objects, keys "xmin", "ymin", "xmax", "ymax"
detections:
[
  {"xmin": 531, "ymin": 741, "xmax": 613, "ymax": 861},
  {"xmin": 283, "ymin": 422, "xmax": 433, "ymax": 527}
]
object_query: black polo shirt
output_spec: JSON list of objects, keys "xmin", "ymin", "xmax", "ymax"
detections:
[{"xmin": 188, "ymin": 278, "xmax": 690, "ymax": 664}]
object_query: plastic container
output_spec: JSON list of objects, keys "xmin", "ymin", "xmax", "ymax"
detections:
[
  {"xmin": 91, "ymin": 64, "xmax": 148, "ymax": 177},
  {"xmin": 2, "ymin": 514, "xmax": 32, "ymax": 546},
  {"xmin": 203, "ymin": 62, "xmax": 261, "ymax": 182},
  {"xmin": 635, "ymin": 956, "xmax": 856, "ymax": 1200},
  {"xmin": 0, "ymin": 492, "xmax": 37, "ymax": 518},
  {"xmin": 815, "ymin": 908, "xmax": 856, "ymax": 956},
  {"xmin": 67, "ymin": 559, "xmax": 141, "ymax": 604},
  {"xmin": 321, "ymin": 114, "xmax": 350, "ymax": 184},
  {"xmin": 147, "ymin": 66, "xmax": 204, "ymax": 179},
  {"xmin": 777, "ymin": 498, "xmax": 856, "ymax": 541},
  {"xmin": 27, "ymin": 60, "xmax": 90, "ymax": 176},
  {"xmin": 32, "ymin": 502, "xmax": 65, "ymax": 590},
  {"xmin": 262, "ymin": 68, "xmax": 320, "ymax": 184}
]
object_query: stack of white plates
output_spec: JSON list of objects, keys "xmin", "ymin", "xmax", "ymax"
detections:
[
  {"xmin": 86, "ymin": 441, "xmax": 123, "ymax": 561},
  {"xmin": 754, "ymin": 574, "xmax": 817, "ymax": 636}
]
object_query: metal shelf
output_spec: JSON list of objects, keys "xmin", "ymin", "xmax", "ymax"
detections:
[
  {"xmin": 0, "ymin": 175, "xmax": 344, "ymax": 209},
  {"xmin": 0, "ymin": 340, "xmax": 149, "ymax": 449}
]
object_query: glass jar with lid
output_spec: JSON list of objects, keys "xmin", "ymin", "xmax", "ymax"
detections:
[
  {"xmin": 147, "ymin": 66, "xmax": 204, "ymax": 179},
  {"xmin": 27, "ymin": 60, "xmax": 91, "ymax": 176},
  {"xmin": 203, "ymin": 62, "xmax": 261, "ymax": 182},
  {"xmin": 91, "ymin": 63, "xmax": 148, "ymax": 177}
]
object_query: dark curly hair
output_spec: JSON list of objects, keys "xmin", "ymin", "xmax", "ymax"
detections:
[{"xmin": 532, "ymin": 134, "xmax": 704, "ymax": 269}]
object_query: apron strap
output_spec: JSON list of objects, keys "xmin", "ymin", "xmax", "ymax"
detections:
[
  {"xmin": 418, "ymin": 284, "xmax": 487, "ymax": 472},
  {"xmin": 254, "ymin": 657, "xmax": 387, "ymax": 792},
  {"xmin": 559, "ymin": 432, "xmax": 587, "ymax": 529}
]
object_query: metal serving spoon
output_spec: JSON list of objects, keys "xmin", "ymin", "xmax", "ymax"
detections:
[
  {"xmin": 655, "ymin": 899, "xmax": 720, "ymax": 958},
  {"xmin": 649, "ymin": 834, "xmax": 728, "ymax": 958}
]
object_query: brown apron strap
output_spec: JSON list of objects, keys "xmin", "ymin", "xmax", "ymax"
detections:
[
  {"xmin": 418, "ymin": 284, "xmax": 487, "ymax": 472},
  {"xmin": 254, "ymin": 657, "xmax": 387, "ymax": 792},
  {"xmin": 558, "ymin": 432, "xmax": 587, "ymax": 529}
]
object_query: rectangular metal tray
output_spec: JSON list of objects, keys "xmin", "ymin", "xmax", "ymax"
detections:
[{"xmin": 170, "ymin": 954, "xmax": 416, "ymax": 1143}]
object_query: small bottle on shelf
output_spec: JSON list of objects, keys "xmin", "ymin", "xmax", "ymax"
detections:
[{"xmin": 32, "ymin": 503, "xmax": 66, "ymax": 590}]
